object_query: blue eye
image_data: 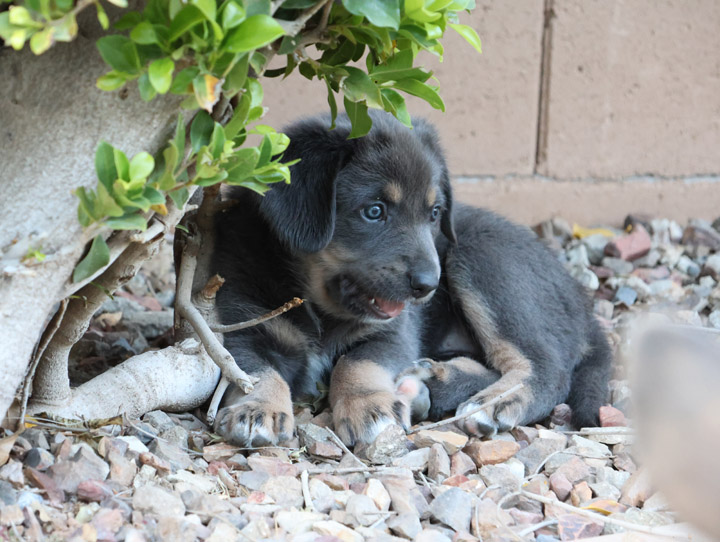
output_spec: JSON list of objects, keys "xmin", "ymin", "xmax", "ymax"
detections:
[
  {"xmin": 363, "ymin": 202, "xmax": 386, "ymax": 221},
  {"xmin": 430, "ymin": 205, "xmax": 441, "ymax": 222}
]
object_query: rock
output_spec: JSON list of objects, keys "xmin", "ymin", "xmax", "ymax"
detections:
[
  {"xmin": 25, "ymin": 467, "xmax": 64, "ymax": 504},
  {"xmin": 620, "ymin": 467, "xmax": 654, "ymax": 507},
  {"xmin": 246, "ymin": 455, "xmax": 297, "ymax": 476},
  {"xmin": 0, "ymin": 504, "xmax": 23, "ymax": 527},
  {"xmin": 23, "ymin": 448, "xmax": 55, "ymax": 471},
  {"xmin": 585, "ymin": 427, "xmax": 635, "ymax": 446},
  {"xmin": 511, "ymin": 426, "xmax": 539, "ymax": 444},
  {"xmin": 0, "ymin": 460, "xmax": 24, "ymax": 487},
  {"xmin": 472, "ymin": 498, "xmax": 513, "ymax": 538},
  {"xmin": 308, "ymin": 441, "xmax": 343, "ymax": 460},
  {"xmin": 132, "ymin": 484, "xmax": 185, "ymax": 517},
  {"xmin": 702, "ymin": 253, "xmax": 720, "ymax": 280},
  {"xmin": 392, "ymin": 448, "xmax": 430, "ymax": 470},
  {"xmin": 92, "ymin": 507, "xmax": 124, "ymax": 541},
  {"xmin": 410, "ymin": 429, "xmax": 468, "ymax": 455},
  {"xmin": 77, "ymin": 479, "xmax": 115, "ymax": 502},
  {"xmin": 0, "ymin": 480, "xmax": 16, "ymax": 505},
  {"xmin": 569, "ymin": 435, "xmax": 611, "ymax": 460},
  {"xmin": 149, "ymin": 439, "xmax": 192, "ymax": 471},
  {"xmin": 604, "ymin": 225, "xmax": 651, "ymax": 261},
  {"xmin": 550, "ymin": 404, "xmax": 573, "ymax": 426},
  {"xmin": 117, "ymin": 436, "xmax": 149, "ymax": 454},
  {"xmin": 557, "ymin": 513, "xmax": 603, "ymax": 540},
  {"xmin": 570, "ymin": 481, "xmax": 592, "ymax": 506},
  {"xmin": 159, "ymin": 425, "xmax": 189, "ymax": 449},
  {"xmin": 509, "ymin": 507, "xmax": 544, "ymax": 525},
  {"xmin": 381, "ymin": 476, "xmax": 429, "ymax": 517},
  {"xmin": 260, "ymin": 475, "xmax": 303, "ymax": 508},
  {"xmin": 201, "ymin": 443, "xmax": 237, "ymax": 463},
  {"xmin": 676, "ymin": 255, "xmax": 701, "ymax": 277},
  {"xmin": 593, "ymin": 299, "xmax": 615, "ymax": 320},
  {"xmin": 139, "ymin": 451, "xmax": 171, "ymax": 474},
  {"xmin": 604, "ymin": 508, "xmax": 673, "ymax": 535},
  {"xmin": 567, "ymin": 244, "xmax": 591, "ymax": 267},
  {"xmin": 478, "ymin": 464, "xmax": 521, "ymax": 495},
  {"xmin": 643, "ymin": 492, "xmax": 670, "ymax": 512},
  {"xmin": 632, "ymin": 265, "xmax": 671, "ymax": 283},
  {"xmin": 602, "ymin": 257, "xmax": 633, "ymax": 276},
  {"xmin": 48, "ymin": 446, "xmax": 109, "ymax": 493},
  {"xmin": 682, "ymin": 220, "xmax": 720, "ymax": 250},
  {"xmin": 313, "ymin": 520, "xmax": 364, "ymax": 542},
  {"xmin": 110, "ymin": 455, "xmax": 137, "ymax": 486},
  {"xmin": 553, "ymin": 457, "xmax": 592, "ymax": 486},
  {"xmin": 450, "ymin": 450, "xmax": 477, "ymax": 476},
  {"xmin": 275, "ymin": 510, "xmax": 326, "ymax": 535},
  {"xmin": 361, "ymin": 425, "xmax": 408, "ymax": 464},
  {"xmin": 297, "ymin": 423, "xmax": 333, "ymax": 448},
  {"xmin": 590, "ymin": 481, "xmax": 621, "ymax": 501},
  {"xmin": 309, "ymin": 478, "xmax": 335, "ymax": 513},
  {"xmin": 364, "ymin": 478, "xmax": 391, "ymax": 511},
  {"xmin": 549, "ymin": 472, "xmax": 573, "ymax": 501},
  {"xmin": 596, "ymin": 466, "xmax": 631, "ymax": 491},
  {"xmin": 23, "ymin": 429, "xmax": 50, "ymax": 450},
  {"xmin": 599, "ymin": 406, "xmax": 627, "ymax": 427},
  {"xmin": 524, "ymin": 476, "xmax": 550, "ymax": 496},
  {"xmin": 346, "ymin": 493, "xmax": 379, "ymax": 526},
  {"xmin": 614, "ymin": 286, "xmax": 637, "ymax": 306},
  {"xmin": 464, "ymin": 440, "xmax": 520, "ymax": 467},
  {"xmin": 387, "ymin": 512, "xmax": 422, "ymax": 540},
  {"xmin": 569, "ymin": 266, "xmax": 599, "ymax": 290},
  {"xmin": 709, "ymin": 310, "xmax": 720, "ymax": 329},
  {"xmin": 428, "ymin": 443, "xmax": 451, "ymax": 482},
  {"xmin": 514, "ymin": 437, "xmax": 567, "ymax": 475},
  {"xmin": 143, "ymin": 410, "xmax": 176, "ymax": 434},
  {"xmin": 122, "ymin": 310, "xmax": 173, "ymax": 338},
  {"xmin": 430, "ymin": 487, "xmax": 473, "ymax": 533}
]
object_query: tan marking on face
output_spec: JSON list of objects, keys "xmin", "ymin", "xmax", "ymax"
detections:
[
  {"xmin": 384, "ymin": 182, "xmax": 403, "ymax": 204},
  {"xmin": 426, "ymin": 186, "xmax": 437, "ymax": 208}
]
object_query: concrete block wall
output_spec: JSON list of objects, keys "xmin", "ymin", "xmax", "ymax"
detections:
[{"xmin": 261, "ymin": 0, "xmax": 720, "ymax": 225}]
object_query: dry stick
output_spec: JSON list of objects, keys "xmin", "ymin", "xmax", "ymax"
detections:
[
  {"xmin": 306, "ymin": 465, "xmax": 425, "ymax": 475},
  {"xmin": 210, "ymin": 298, "xmax": 304, "ymax": 334},
  {"xmin": 516, "ymin": 518, "xmax": 559, "ymax": 538},
  {"xmin": 326, "ymin": 427, "xmax": 366, "ymax": 468},
  {"xmin": 175, "ymin": 242, "xmax": 256, "ymax": 394},
  {"xmin": 206, "ymin": 376, "xmax": 231, "ymax": 426},
  {"xmin": 300, "ymin": 469, "xmax": 316, "ymax": 512},
  {"xmin": 407, "ymin": 383, "xmax": 525, "ymax": 434},
  {"xmin": 519, "ymin": 491, "xmax": 692, "ymax": 540}
]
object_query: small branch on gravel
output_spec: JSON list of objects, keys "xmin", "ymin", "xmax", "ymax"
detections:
[
  {"xmin": 517, "ymin": 518, "xmax": 559, "ymax": 537},
  {"xmin": 306, "ymin": 465, "xmax": 425, "ymax": 475},
  {"xmin": 520, "ymin": 491, "xmax": 692, "ymax": 539},
  {"xmin": 326, "ymin": 427, "xmax": 366, "ymax": 468},
  {"xmin": 561, "ymin": 427, "xmax": 635, "ymax": 436},
  {"xmin": 206, "ymin": 376, "xmax": 231, "ymax": 426},
  {"xmin": 210, "ymin": 298, "xmax": 304, "ymax": 334},
  {"xmin": 300, "ymin": 469, "xmax": 316, "ymax": 511},
  {"xmin": 407, "ymin": 383, "xmax": 524, "ymax": 434}
]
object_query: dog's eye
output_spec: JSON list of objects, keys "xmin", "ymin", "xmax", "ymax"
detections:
[
  {"xmin": 363, "ymin": 203, "xmax": 386, "ymax": 221},
  {"xmin": 430, "ymin": 205, "xmax": 441, "ymax": 223}
]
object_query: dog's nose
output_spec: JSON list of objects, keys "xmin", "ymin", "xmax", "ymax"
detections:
[{"xmin": 410, "ymin": 271, "xmax": 439, "ymax": 298}]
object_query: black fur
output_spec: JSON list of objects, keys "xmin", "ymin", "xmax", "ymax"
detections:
[{"xmin": 211, "ymin": 111, "xmax": 611, "ymax": 446}]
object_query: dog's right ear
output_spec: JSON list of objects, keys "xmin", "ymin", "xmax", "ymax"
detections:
[{"xmin": 258, "ymin": 118, "xmax": 353, "ymax": 253}]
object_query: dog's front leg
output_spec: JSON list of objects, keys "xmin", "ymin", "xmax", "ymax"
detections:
[{"xmin": 329, "ymin": 325, "xmax": 429, "ymax": 446}]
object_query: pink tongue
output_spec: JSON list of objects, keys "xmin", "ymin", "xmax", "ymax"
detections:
[{"xmin": 375, "ymin": 298, "xmax": 405, "ymax": 318}]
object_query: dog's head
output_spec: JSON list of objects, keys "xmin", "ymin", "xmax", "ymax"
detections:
[{"xmin": 259, "ymin": 111, "xmax": 455, "ymax": 323}]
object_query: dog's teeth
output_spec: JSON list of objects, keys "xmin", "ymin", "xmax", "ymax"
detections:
[{"xmin": 370, "ymin": 298, "xmax": 377, "ymax": 305}]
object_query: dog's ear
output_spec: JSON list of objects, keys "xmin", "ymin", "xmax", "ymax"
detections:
[
  {"xmin": 412, "ymin": 118, "xmax": 457, "ymax": 244},
  {"xmin": 258, "ymin": 118, "xmax": 353, "ymax": 253}
]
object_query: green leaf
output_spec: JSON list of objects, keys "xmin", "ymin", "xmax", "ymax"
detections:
[
  {"xmin": 114, "ymin": 11, "xmax": 143, "ymax": 30},
  {"xmin": 342, "ymin": 67, "xmax": 383, "ymax": 108},
  {"xmin": 192, "ymin": 73, "xmax": 222, "ymax": 112},
  {"xmin": 95, "ymin": 142, "xmax": 117, "ymax": 190},
  {"xmin": 174, "ymin": 113, "xmax": 186, "ymax": 160},
  {"xmin": 143, "ymin": 185, "xmax": 165, "ymax": 205},
  {"xmin": 449, "ymin": 23, "xmax": 482, "ymax": 54},
  {"xmin": 148, "ymin": 57, "xmax": 174, "ymax": 93},
  {"xmin": 96, "ymin": 35, "xmax": 140, "ymax": 74},
  {"xmin": 244, "ymin": 0, "xmax": 270, "ymax": 16},
  {"xmin": 381, "ymin": 88, "xmax": 412, "ymax": 127},
  {"xmin": 129, "ymin": 152, "xmax": 155, "ymax": 181},
  {"xmin": 96, "ymin": 183, "xmax": 125, "ymax": 217},
  {"xmin": 170, "ymin": 66, "xmax": 199, "ymax": 94},
  {"xmin": 106, "ymin": 213, "xmax": 148, "ymax": 231},
  {"xmin": 158, "ymin": 145, "xmax": 179, "ymax": 190},
  {"xmin": 138, "ymin": 72, "xmax": 157, "ymax": 101},
  {"xmin": 169, "ymin": 187, "xmax": 190, "ymax": 209},
  {"xmin": 191, "ymin": 0, "xmax": 216, "ymax": 21},
  {"xmin": 96, "ymin": 71, "xmax": 128, "ymax": 91},
  {"xmin": 224, "ymin": 53, "xmax": 249, "ymax": 94},
  {"xmin": 405, "ymin": 0, "xmax": 441, "ymax": 23},
  {"xmin": 392, "ymin": 79, "xmax": 445, "ymax": 111},
  {"xmin": 256, "ymin": 136, "xmax": 272, "ymax": 168},
  {"xmin": 8, "ymin": 5, "xmax": 38, "ymax": 27},
  {"xmin": 225, "ymin": 147, "xmax": 260, "ymax": 183},
  {"xmin": 73, "ymin": 235, "xmax": 110, "ymax": 283},
  {"xmin": 342, "ymin": 0, "xmax": 400, "ymax": 29},
  {"xmin": 129, "ymin": 21, "xmax": 156, "ymax": 44},
  {"xmin": 168, "ymin": 4, "xmax": 205, "ymax": 42},
  {"xmin": 75, "ymin": 187, "xmax": 98, "ymax": 225},
  {"xmin": 29, "ymin": 27, "xmax": 53, "ymax": 54},
  {"xmin": 245, "ymin": 77, "xmax": 264, "ymax": 108},
  {"xmin": 325, "ymin": 78, "xmax": 338, "ymax": 129},
  {"xmin": 344, "ymin": 97, "xmax": 372, "ymax": 139},
  {"xmin": 190, "ymin": 111, "xmax": 214, "ymax": 153},
  {"xmin": 371, "ymin": 49, "xmax": 431, "ymax": 83},
  {"xmin": 195, "ymin": 169, "xmax": 228, "ymax": 186},
  {"xmin": 238, "ymin": 178, "xmax": 271, "ymax": 195},
  {"xmin": 113, "ymin": 148, "xmax": 130, "ymax": 180},
  {"xmin": 209, "ymin": 122, "xmax": 225, "ymax": 159},
  {"xmin": 224, "ymin": 14, "xmax": 285, "ymax": 53},
  {"xmin": 221, "ymin": 1, "xmax": 246, "ymax": 29}
]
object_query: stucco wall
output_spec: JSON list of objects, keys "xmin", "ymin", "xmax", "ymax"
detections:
[{"xmin": 262, "ymin": 0, "xmax": 720, "ymax": 225}]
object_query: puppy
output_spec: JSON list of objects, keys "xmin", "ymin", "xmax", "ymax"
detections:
[{"xmin": 211, "ymin": 111, "xmax": 611, "ymax": 446}]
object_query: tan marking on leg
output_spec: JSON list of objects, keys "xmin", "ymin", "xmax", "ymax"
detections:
[
  {"xmin": 426, "ymin": 186, "xmax": 437, "ymax": 207},
  {"xmin": 384, "ymin": 182, "xmax": 403, "ymax": 204},
  {"xmin": 264, "ymin": 318, "xmax": 308, "ymax": 350}
]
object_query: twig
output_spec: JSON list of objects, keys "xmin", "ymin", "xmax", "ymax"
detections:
[
  {"xmin": 561, "ymin": 427, "xmax": 634, "ymax": 436},
  {"xmin": 520, "ymin": 491, "xmax": 691, "ymax": 539},
  {"xmin": 210, "ymin": 298, "xmax": 304, "ymax": 333},
  {"xmin": 326, "ymin": 427, "xmax": 366, "ymax": 468},
  {"xmin": 175, "ymin": 239, "xmax": 256, "ymax": 394},
  {"xmin": 206, "ymin": 376, "xmax": 231, "ymax": 426},
  {"xmin": 300, "ymin": 469, "xmax": 316, "ymax": 511},
  {"xmin": 516, "ymin": 518, "xmax": 559, "ymax": 537},
  {"xmin": 306, "ymin": 465, "xmax": 424, "ymax": 475},
  {"xmin": 407, "ymin": 383, "xmax": 524, "ymax": 434},
  {"xmin": 281, "ymin": 0, "xmax": 332, "ymax": 37}
]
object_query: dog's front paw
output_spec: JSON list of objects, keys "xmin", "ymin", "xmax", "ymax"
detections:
[
  {"xmin": 214, "ymin": 371, "xmax": 294, "ymax": 447},
  {"xmin": 455, "ymin": 376, "xmax": 534, "ymax": 437}
]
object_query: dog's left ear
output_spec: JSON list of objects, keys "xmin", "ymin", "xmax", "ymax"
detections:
[
  {"xmin": 413, "ymin": 118, "xmax": 456, "ymax": 244},
  {"xmin": 258, "ymin": 117, "xmax": 353, "ymax": 253}
]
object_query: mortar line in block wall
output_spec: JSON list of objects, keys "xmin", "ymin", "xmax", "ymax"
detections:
[{"xmin": 534, "ymin": 0, "xmax": 555, "ymax": 174}]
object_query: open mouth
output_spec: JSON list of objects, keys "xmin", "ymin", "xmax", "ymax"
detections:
[{"xmin": 336, "ymin": 275, "xmax": 407, "ymax": 320}]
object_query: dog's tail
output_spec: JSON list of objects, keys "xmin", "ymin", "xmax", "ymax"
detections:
[{"xmin": 567, "ymin": 320, "xmax": 613, "ymax": 428}]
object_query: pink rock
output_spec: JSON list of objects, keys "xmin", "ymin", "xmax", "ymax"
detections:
[
  {"xmin": 549, "ymin": 471, "xmax": 573, "ymax": 501},
  {"xmin": 557, "ymin": 513, "xmax": 604, "ymax": 540},
  {"xmin": 463, "ymin": 440, "xmax": 520, "ymax": 467},
  {"xmin": 604, "ymin": 225, "xmax": 652, "ymax": 261},
  {"xmin": 554, "ymin": 457, "xmax": 592, "ymax": 486},
  {"xmin": 599, "ymin": 406, "xmax": 627, "ymax": 427},
  {"xmin": 631, "ymin": 266, "xmax": 671, "ymax": 283},
  {"xmin": 450, "ymin": 450, "xmax": 477, "ymax": 476}
]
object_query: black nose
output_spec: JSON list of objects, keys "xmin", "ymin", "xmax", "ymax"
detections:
[{"xmin": 410, "ymin": 271, "xmax": 439, "ymax": 299}]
